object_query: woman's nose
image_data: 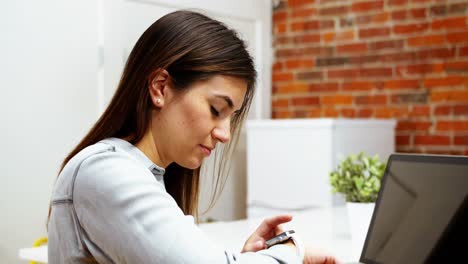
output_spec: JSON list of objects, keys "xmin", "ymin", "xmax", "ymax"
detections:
[{"xmin": 212, "ymin": 119, "xmax": 231, "ymax": 143}]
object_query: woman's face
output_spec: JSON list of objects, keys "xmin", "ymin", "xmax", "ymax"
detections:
[{"xmin": 153, "ymin": 75, "xmax": 247, "ymax": 169}]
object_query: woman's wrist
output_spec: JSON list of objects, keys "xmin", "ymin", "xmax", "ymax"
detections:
[
  {"xmin": 282, "ymin": 239, "xmax": 304, "ymax": 261},
  {"xmin": 289, "ymin": 234, "xmax": 305, "ymax": 261}
]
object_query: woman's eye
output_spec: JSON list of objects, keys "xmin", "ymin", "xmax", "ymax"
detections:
[{"xmin": 210, "ymin": 106, "xmax": 220, "ymax": 117}]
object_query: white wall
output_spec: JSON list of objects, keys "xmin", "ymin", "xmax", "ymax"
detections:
[
  {"xmin": 0, "ymin": 1, "xmax": 271, "ymax": 262},
  {"xmin": 0, "ymin": 1, "xmax": 98, "ymax": 263}
]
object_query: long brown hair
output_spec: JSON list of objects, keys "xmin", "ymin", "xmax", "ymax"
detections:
[{"xmin": 49, "ymin": 10, "xmax": 256, "ymax": 220}]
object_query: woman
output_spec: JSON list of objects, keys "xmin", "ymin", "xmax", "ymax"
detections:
[{"xmin": 48, "ymin": 10, "xmax": 339, "ymax": 264}]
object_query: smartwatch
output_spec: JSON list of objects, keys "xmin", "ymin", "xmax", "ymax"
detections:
[{"xmin": 266, "ymin": 230, "xmax": 305, "ymax": 260}]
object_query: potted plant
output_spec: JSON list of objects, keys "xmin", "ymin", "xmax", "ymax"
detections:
[{"xmin": 329, "ymin": 152, "xmax": 386, "ymax": 260}]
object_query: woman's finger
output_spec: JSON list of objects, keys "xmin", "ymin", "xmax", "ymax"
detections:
[{"xmin": 254, "ymin": 214, "xmax": 293, "ymax": 237}]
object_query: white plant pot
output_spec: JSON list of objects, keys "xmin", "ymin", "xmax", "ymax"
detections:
[{"xmin": 346, "ymin": 202, "xmax": 375, "ymax": 261}]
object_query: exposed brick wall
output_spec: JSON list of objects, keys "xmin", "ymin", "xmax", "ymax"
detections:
[{"xmin": 272, "ymin": 0, "xmax": 468, "ymax": 155}]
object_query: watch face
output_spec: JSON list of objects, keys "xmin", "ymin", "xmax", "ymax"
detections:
[{"xmin": 266, "ymin": 230, "xmax": 295, "ymax": 247}]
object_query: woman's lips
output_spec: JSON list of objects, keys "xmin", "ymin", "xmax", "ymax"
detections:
[{"xmin": 200, "ymin": 145, "xmax": 213, "ymax": 155}]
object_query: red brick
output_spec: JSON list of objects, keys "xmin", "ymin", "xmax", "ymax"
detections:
[
  {"xmin": 297, "ymin": 71, "xmax": 323, "ymax": 80},
  {"xmin": 414, "ymin": 135, "xmax": 450, "ymax": 146},
  {"xmin": 432, "ymin": 17, "xmax": 467, "ymax": 31},
  {"xmin": 392, "ymin": 10, "xmax": 407, "ymax": 20},
  {"xmin": 434, "ymin": 105, "xmax": 452, "ymax": 116},
  {"xmin": 273, "ymin": 62, "xmax": 283, "ymax": 72},
  {"xmin": 292, "ymin": 21, "xmax": 314, "ymax": 32},
  {"xmin": 300, "ymin": 34, "xmax": 321, "ymax": 43},
  {"xmin": 410, "ymin": 106, "xmax": 431, "ymax": 117},
  {"xmin": 276, "ymin": 48, "xmax": 301, "ymax": 58},
  {"xmin": 288, "ymin": 0, "xmax": 314, "ymax": 7},
  {"xmin": 328, "ymin": 69, "xmax": 360, "ymax": 79},
  {"xmin": 291, "ymin": 8, "xmax": 317, "ymax": 18},
  {"xmin": 460, "ymin": 46, "xmax": 468, "ymax": 57},
  {"xmin": 449, "ymin": 3, "xmax": 468, "ymax": 14},
  {"xmin": 322, "ymin": 95, "xmax": 353, "ymax": 105},
  {"xmin": 454, "ymin": 136, "xmax": 468, "ymax": 145},
  {"xmin": 397, "ymin": 120, "xmax": 432, "ymax": 131},
  {"xmin": 417, "ymin": 48, "xmax": 456, "ymax": 60},
  {"xmin": 276, "ymin": 23, "xmax": 287, "ymax": 34},
  {"xmin": 358, "ymin": 108, "xmax": 374, "ymax": 117},
  {"xmin": 292, "ymin": 20, "xmax": 334, "ymax": 32},
  {"xmin": 408, "ymin": 34, "xmax": 445, "ymax": 47},
  {"xmin": 375, "ymin": 106, "xmax": 409, "ymax": 118},
  {"xmin": 274, "ymin": 36, "xmax": 292, "ymax": 45},
  {"xmin": 394, "ymin": 23, "xmax": 429, "ymax": 35},
  {"xmin": 454, "ymin": 105, "xmax": 468, "ymax": 115},
  {"xmin": 373, "ymin": 12, "xmax": 390, "ymax": 23},
  {"xmin": 285, "ymin": 59, "xmax": 314, "ymax": 69},
  {"xmin": 424, "ymin": 76, "xmax": 465, "ymax": 88},
  {"xmin": 430, "ymin": 5, "xmax": 446, "ymax": 16},
  {"xmin": 436, "ymin": 121, "xmax": 468, "ymax": 131},
  {"xmin": 360, "ymin": 67, "xmax": 393, "ymax": 77},
  {"xmin": 447, "ymin": 32, "xmax": 468, "ymax": 43},
  {"xmin": 309, "ymin": 82, "xmax": 339, "ymax": 92},
  {"xmin": 323, "ymin": 30, "xmax": 355, "ymax": 43},
  {"xmin": 319, "ymin": 5, "xmax": 349, "ymax": 16},
  {"xmin": 337, "ymin": 43, "xmax": 368, "ymax": 54},
  {"xmin": 348, "ymin": 55, "xmax": 379, "ymax": 64},
  {"xmin": 341, "ymin": 108, "xmax": 356, "ymax": 117},
  {"xmin": 388, "ymin": 0, "xmax": 406, "ymax": 6},
  {"xmin": 352, "ymin": 12, "xmax": 389, "ymax": 26},
  {"xmin": 277, "ymin": 83, "xmax": 309, "ymax": 93},
  {"xmin": 272, "ymin": 110, "xmax": 293, "ymax": 119},
  {"xmin": 272, "ymin": 98, "xmax": 289, "ymax": 108},
  {"xmin": 396, "ymin": 135, "xmax": 411, "ymax": 146},
  {"xmin": 410, "ymin": 8, "xmax": 426, "ymax": 19},
  {"xmin": 392, "ymin": 92, "xmax": 428, "ymax": 104},
  {"xmin": 273, "ymin": 72, "xmax": 294, "ymax": 82},
  {"xmin": 380, "ymin": 52, "xmax": 415, "ymax": 63},
  {"xmin": 431, "ymin": 90, "xmax": 468, "ymax": 102},
  {"xmin": 323, "ymin": 108, "xmax": 339, "ymax": 117},
  {"xmin": 342, "ymin": 81, "xmax": 375, "ymax": 91},
  {"xmin": 445, "ymin": 61, "xmax": 468, "ymax": 72},
  {"xmin": 352, "ymin": 0, "xmax": 384, "ymax": 13},
  {"xmin": 307, "ymin": 108, "xmax": 322, "ymax": 117},
  {"xmin": 303, "ymin": 47, "xmax": 334, "ymax": 56},
  {"xmin": 369, "ymin": 40, "xmax": 404, "ymax": 51},
  {"xmin": 273, "ymin": 11, "xmax": 287, "ymax": 23},
  {"xmin": 293, "ymin": 109, "xmax": 309, "ymax": 118},
  {"xmin": 291, "ymin": 96, "xmax": 320, "ymax": 106},
  {"xmin": 359, "ymin": 27, "xmax": 390, "ymax": 38},
  {"xmin": 396, "ymin": 63, "xmax": 444, "ymax": 76},
  {"xmin": 355, "ymin": 95, "xmax": 387, "ymax": 105}
]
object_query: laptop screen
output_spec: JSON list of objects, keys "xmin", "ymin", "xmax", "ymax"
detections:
[{"xmin": 360, "ymin": 154, "xmax": 468, "ymax": 264}]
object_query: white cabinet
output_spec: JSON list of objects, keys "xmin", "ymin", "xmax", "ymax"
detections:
[{"xmin": 246, "ymin": 118, "xmax": 396, "ymax": 218}]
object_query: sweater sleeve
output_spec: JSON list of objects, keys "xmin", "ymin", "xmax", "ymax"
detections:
[{"xmin": 73, "ymin": 150, "xmax": 301, "ymax": 264}]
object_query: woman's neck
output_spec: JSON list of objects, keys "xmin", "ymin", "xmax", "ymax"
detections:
[{"xmin": 134, "ymin": 128, "xmax": 168, "ymax": 168}]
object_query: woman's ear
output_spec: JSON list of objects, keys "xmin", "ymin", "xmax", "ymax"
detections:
[{"xmin": 148, "ymin": 69, "xmax": 170, "ymax": 107}]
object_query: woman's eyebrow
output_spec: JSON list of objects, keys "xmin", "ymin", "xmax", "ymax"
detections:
[{"xmin": 214, "ymin": 94, "xmax": 234, "ymax": 108}]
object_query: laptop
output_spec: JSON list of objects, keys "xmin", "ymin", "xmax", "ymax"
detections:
[{"xmin": 348, "ymin": 153, "xmax": 468, "ymax": 264}]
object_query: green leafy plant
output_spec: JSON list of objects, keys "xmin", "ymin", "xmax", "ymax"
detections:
[{"xmin": 329, "ymin": 152, "xmax": 386, "ymax": 203}]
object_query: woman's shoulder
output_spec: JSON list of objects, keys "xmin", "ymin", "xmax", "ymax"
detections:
[{"xmin": 54, "ymin": 139, "xmax": 157, "ymax": 199}]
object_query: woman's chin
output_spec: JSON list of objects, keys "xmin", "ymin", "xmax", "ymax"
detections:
[{"xmin": 179, "ymin": 158, "xmax": 203, "ymax": 170}]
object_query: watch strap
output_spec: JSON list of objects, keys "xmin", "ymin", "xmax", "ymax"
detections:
[{"xmin": 290, "ymin": 233, "xmax": 305, "ymax": 261}]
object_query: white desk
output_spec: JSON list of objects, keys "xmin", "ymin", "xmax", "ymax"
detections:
[{"xmin": 19, "ymin": 206, "xmax": 357, "ymax": 263}]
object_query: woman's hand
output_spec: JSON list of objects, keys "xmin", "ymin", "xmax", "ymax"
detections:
[
  {"xmin": 241, "ymin": 215, "xmax": 293, "ymax": 253},
  {"xmin": 304, "ymin": 246, "xmax": 342, "ymax": 264}
]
